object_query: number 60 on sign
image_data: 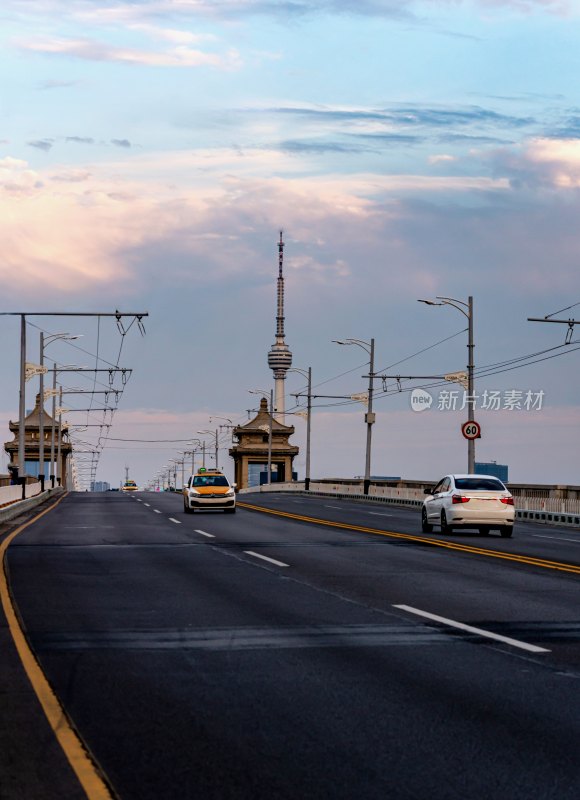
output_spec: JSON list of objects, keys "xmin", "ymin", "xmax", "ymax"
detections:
[{"xmin": 461, "ymin": 421, "xmax": 481, "ymax": 440}]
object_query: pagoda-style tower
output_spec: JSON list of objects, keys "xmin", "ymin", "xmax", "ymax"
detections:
[
  {"xmin": 4, "ymin": 394, "xmax": 72, "ymax": 488},
  {"xmin": 229, "ymin": 398, "xmax": 299, "ymax": 489},
  {"xmin": 267, "ymin": 231, "xmax": 292, "ymax": 421}
]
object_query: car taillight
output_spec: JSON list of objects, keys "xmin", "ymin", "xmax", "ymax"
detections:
[
  {"xmin": 500, "ymin": 497, "xmax": 514, "ymax": 505},
  {"xmin": 452, "ymin": 494, "xmax": 470, "ymax": 504}
]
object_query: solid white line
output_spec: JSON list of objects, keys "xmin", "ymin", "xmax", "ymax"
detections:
[
  {"xmin": 169, "ymin": 518, "xmax": 181, "ymax": 524},
  {"xmin": 325, "ymin": 505, "xmax": 341, "ymax": 509},
  {"xmin": 368, "ymin": 512, "xmax": 393, "ymax": 517},
  {"xmin": 154, "ymin": 509, "xmax": 162, "ymax": 514},
  {"xmin": 244, "ymin": 551, "xmax": 289, "ymax": 568},
  {"xmin": 194, "ymin": 529, "xmax": 215, "ymax": 538},
  {"xmin": 393, "ymin": 605, "xmax": 550, "ymax": 654},
  {"xmin": 533, "ymin": 534, "xmax": 580, "ymax": 543},
  {"xmin": 144, "ymin": 503, "xmax": 150, "ymax": 507}
]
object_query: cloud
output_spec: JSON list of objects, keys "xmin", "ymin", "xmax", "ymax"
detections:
[
  {"xmin": 127, "ymin": 23, "xmax": 218, "ymax": 45},
  {"xmin": 66, "ymin": 136, "xmax": 95, "ymax": 144},
  {"xmin": 27, "ymin": 138, "xmax": 54, "ymax": 151},
  {"xmin": 50, "ymin": 168, "xmax": 92, "ymax": 182},
  {"xmin": 482, "ymin": 137, "xmax": 580, "ymax": 189},
  {"xmin": 37, "ymin": 79, "xmax": 79, "ymax": 90},
  {"xmin": 111, "ymin": 138, "xmax": 132, "ymax": 148},
  {"xmin": 278, "ymin": 139, "xmax": 366, "ymax": 154},
  {"xmin": 428, "ymin": 154, "xmax": 456, "ymax": 164},
  {"xmin": 20, "ymin": 36, "xmax": 243, "ymax": 69},
  {"xmin": 264, "ymin": 103, "xmax": 536, "ymax": 131}
]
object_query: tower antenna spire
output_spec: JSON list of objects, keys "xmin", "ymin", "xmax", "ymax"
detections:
[
  {"xmin": 267, "ymin": 230, "xmax": 292, "ymax": 421},
  {"xmin": 276, "ymin": 230, "xmax": 285, "ymax": 339}
]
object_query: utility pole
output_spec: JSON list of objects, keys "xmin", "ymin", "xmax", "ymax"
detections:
[
  {"xmin": 334, "ymin": 339, "xmax": 375, "ymax": 495},
  {"xmin": 57, "ymin": 386, "xmax": 63, "ymax": 487},
  {"xmin": 419, "ymin": 296, "xmax": 475, "ymax": 473},
  {"xmin": 290, "ymin": 366, "xmax": 312, "ymax": 491}
]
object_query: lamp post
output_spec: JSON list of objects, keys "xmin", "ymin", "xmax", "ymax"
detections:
[
  {"xmin": 39, "ymin": 333, "xmax": 81, "ymax": 491},
  {"xmin": 180, "ymin": 439, "xmax": 203, "ymax": 476},
  {"xmin": 418, "ymin": 295, "xmax": 475, "ymax": 473},
  {"xmin": 289, "ymin": 367, "xmax": 312, "ymax": 491},
  {"xmin": 197, "ymin": 429, "xmax": 219, "ymax": 469},
  {"xmin": 333, "ymin": 339, "xmax": 375, "ymax": 495},
  {"xmin": 249, "ymin": 388, "xmax": 273, "ymax": 485}
]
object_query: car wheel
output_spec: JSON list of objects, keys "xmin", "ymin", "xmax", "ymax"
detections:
[
  {"xmin": 440, "ymin": 510, "xmax": 452, "ymax": 535},
  {"xmin": 500, "ymin": 526, "xmax": 513, "ymax": 538},
  {"xmin": 478, "ymin": 527, "xmax": 490, "ymax": 536},
  {"xmin": 421, "ymin": 508, "xmax": 433, "ymax": 533}
]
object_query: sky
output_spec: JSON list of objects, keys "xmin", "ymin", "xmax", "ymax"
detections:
[{"xmin": 1, "ymin": 0, "xmax": 580, "ymax": 488}]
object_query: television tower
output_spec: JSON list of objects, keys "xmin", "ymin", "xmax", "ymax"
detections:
[{"xmin": 267, "ymin": 231, "xmax": 292, "ymax": 421}]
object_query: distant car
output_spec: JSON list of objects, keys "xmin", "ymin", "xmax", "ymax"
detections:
[
  {"xmin": 183, "ymin": 468, "xmax": 236, "ymax": 513},
  {"xmin": 121, "ymin": 480, "xmax": 139, "ymax": 492},
  {"xmin": 421, "ymin": 474, "xmax": 514, "ymax": 537}
]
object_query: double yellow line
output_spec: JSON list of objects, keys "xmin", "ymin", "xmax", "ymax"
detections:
[
  {"xmin": 0, "ymin": 494, "xmax": 114, "ymax": 800},
  {"xmin": 238, "ymin": 501, "xmax": 580, "ymax": 576}
]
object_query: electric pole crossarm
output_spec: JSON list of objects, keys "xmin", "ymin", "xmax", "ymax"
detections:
[
  {"xmin": 363, "ymin": 374, "xmax": 445, "ymax": 380},
  {"xmin": 527, "ymin": 318, "xmax": 578, "ymax": 324},
  {"xmin": 528, "ymin": 316, "xmax": 578, "ymax": 343}
]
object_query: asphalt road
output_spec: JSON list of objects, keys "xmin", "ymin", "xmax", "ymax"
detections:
[{"xmin": 3, "ymin": 490, "xmax": 580, "ymax": 799}]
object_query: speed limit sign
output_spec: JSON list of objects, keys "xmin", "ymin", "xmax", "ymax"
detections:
[{"xmin": 462, "ymin": 420, "xmax": 481, "ymax": 440}]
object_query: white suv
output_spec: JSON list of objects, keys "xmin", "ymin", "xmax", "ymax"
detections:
[{"xmin": 422, "ymin": 474, "xmax": 514, "ymax": 537}]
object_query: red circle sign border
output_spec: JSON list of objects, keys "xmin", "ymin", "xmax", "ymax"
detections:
[{"xmin": 461, "ymin": 420, "xmax": 481, "ymax": 440}]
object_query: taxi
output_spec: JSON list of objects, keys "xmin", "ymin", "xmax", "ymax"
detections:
[
  {"xmin": 121, "ymin": 479, "xmax": 139, "ymax": 492},
  {"xmin": 183, "ymin": 468, "xmax": 236, "ymax": 514}
]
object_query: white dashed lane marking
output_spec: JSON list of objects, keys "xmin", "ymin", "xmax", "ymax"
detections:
[{"xmin": 244, "ymin": 551, "xmax": 289, "ymax": 568}]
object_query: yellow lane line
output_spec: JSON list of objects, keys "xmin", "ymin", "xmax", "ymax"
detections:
[
  {"xmin": 237, "ymin": 502, "xmax": 580, "ymax": 576},
  {"xmin": 0, "ymin": 494, "xmax": 115, "ymax": 800}
]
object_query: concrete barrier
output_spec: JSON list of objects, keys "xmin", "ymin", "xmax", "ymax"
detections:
[{"xmin": 0, "ymin": 487, "xmax": 64, "ymax": 525}]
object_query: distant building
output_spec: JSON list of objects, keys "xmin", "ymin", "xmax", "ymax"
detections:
[
  {"xmin": 475, "ymin": 462, "xmax": 508, "ymax": 483},
  {"xmin": 91, "ymin": 481, "xmax": 111, "ymax": 492}
]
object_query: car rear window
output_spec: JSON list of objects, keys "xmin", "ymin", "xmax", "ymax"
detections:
[{"xmin": 454, "ymin": 478, "xmax": 505, "ymax": 491}]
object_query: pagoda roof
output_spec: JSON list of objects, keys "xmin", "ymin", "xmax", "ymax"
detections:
[
  {"xmin": 235, "ymin": 397, "xmax": 294, "ymax": 434},
  {"xmin": 8, "ymin": 393, "xmax": 59, "ymax": 432}
]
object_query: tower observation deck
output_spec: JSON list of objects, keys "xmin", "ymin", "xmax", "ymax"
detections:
[{"xmin": 267, "ymin": 231, "xmax": 292, "ymax": 421}]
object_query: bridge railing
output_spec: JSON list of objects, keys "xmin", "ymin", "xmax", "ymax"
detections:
[
  {"xmin": 243, "ymin": 481, "xmax": 580, "ymax": 524},
  {"xmin": 0, "ymin": 481, "xmax": 42, "ymax": 508}
]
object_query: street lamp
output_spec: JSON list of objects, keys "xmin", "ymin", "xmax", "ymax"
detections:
[
  {"xmin": 249, "ymin": 388, "xmax": 274, "ymax": 485},
  {"xmin": 333, "ymin": 339, "xmax": 375, "ymax": 495},
  {"xmin": 39, "ymin": 333, "xmax": 81, "ymax": 491},
  {"xmin": 289, "ymin": 367, "xmax": 312, "ymax": 491},
  {"xmin": 180, "ymin": 439, "xmax": 203, "ymax": 476},
  {"xmin": 418, "ymin": 295, "xmax": 475, "ymax": 473},
  {"xmin": 169, "ymin": 458, "xmax": 182, "ymax": 490},
  {"xmin": 197, "ymin": 430, "xmax": 218, "ymax": 469}
]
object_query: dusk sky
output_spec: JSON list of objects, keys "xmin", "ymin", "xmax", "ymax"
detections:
[{"xmin": 1, "ymin": 0, "xmax": 580, "ymax": 488}]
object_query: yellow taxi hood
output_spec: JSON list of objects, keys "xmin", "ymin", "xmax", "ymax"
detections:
[{"xmin": 196, "ymin": 486, "xmax": 230, "ymax": 495}]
